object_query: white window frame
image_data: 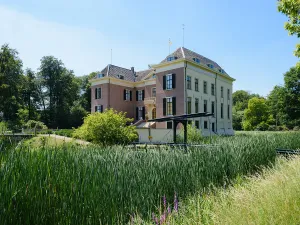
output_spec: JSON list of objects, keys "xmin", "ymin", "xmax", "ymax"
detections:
[
  {"xmin": 195, "ymin": 78, "xmax": 199, "ymax": 92},
  {"xmin": 221, "ymin": 86, "xmax": 224, "ymax": 98},
  {"xmin": 138, "ymin": 90, "xmax": 143, "ymax": 101},
  {"xmin": 95, "ymin": 105, "xmax": 103, "ymax": 113},
  {"xmin": 227, "ymin": 89, "xmax": 230, "ymax": 100},
  {"xmin": 187, "ymin": 76, "xmax": 191, "ymax": 90},
  {"xmin": 152, "ymin": 87, "xmax": 156, "ymax": 97},
  {"xmin": 166, "ymin": 97, "xmax": 173, "ymax": 116},
  {"xmin": 138, "ymin": 107, "xmax": 143, "ymax": 120},
  {"xmin": 96, "ymin": 87, "xmax": 102, "ymax": 99},
  {"xmin": 166, "ymin": 74, "xmax": 173, "ymax": 90},
  {"xmin": 204, "ymin": 120, "xmax": 208, "ymax": 129},
  {"xmin": 125, "ymin": 89, "xmax": 130, "ymax": 101},
  {"xmin": 211, "ymin": 84, "xmax": 215, "ymax": 96},
  {"xmin": 187, "ymin": 97, "xmax": 192, "ymax": 114},
  {"xmin": 203, "ymin": 81, "xmax": 207, "ymax": 94}
]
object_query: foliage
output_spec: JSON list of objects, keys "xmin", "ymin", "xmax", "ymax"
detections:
[
  {"xmin": 242, "ymin": 97, "xmax": 274, "ymax": 131},
  {"xmin": 178, "ymin": 124, "xmax": 204, "ymax": 143},
  {"xmin": 278, "ymin": 0, "xmax": 300, "ymax": 57},
  {"xmin": 69, "ymin": 101, "xmax": 88, "ymax": 128},
  {"xmin": 2, "ymin": 132, "xmax": 300, "ymax": 224},
  {"xmin": 54, "ymin": 129, "xmax": 74, "ymax": 138},
  {"xmin": 24, "ymin": 120, "xmax": 47, "ymax": 130},
  {"xmin": 0, "ymin": 121, "xmax": 8, "ymax": 133},
  {"xmin": 0, "ymin": 44, "xmax": 23, "ymax": 122},
  {"xmin": 232, "ymin": 109, "xmax": 244, "ymax": 130},
  {"xmin": 73, "ymin": 108, "xmax": 138, "ymax": 145}
]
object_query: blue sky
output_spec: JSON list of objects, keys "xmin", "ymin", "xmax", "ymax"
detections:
[{"xmin": 0, "ymin": 0, "xmax": 298, "ymax": 96}]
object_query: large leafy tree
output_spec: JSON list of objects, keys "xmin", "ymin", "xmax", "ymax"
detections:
[
  {"xmin": 267, "ymin": 85, "xmax": 287, "ymax": 126},
  {"xmin": 242, "ymin": 97, "xmax": 273, "ymax": 131},
  {"xmin": 38, "ymin": 56, "xmax": 80, "ymax": 128},
  {"xmin": 278, "ymin": 0, "xmax": 300, "ymax": 57},
  {"xmin": 0, "ymin": 44, "xmax": 23, "ymax": 122}
]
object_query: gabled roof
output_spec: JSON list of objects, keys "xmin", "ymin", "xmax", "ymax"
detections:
[
  {"xmin": 160, "ymin": 47, "xmax": 227, "ymax": 74},
  {"xmin": 94, "ymin": 64, "xmax": 153, "ymax": 82}
]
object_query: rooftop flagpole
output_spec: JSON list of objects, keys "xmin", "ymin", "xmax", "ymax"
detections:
[{"xmin": 169, "ymin": 38, "xmax": 172, "ymax": 55}]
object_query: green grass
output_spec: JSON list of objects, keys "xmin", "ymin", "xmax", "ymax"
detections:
[
  {"xmin": 163, "ymin": 156, "xmax": 300, "ymax": 225},
  {"xmin": 0, "ymin": 132, "xmax": 300, "ymax": 224},
  {"xmin": 23, "ymin": 136, "xmax": 78, "ymax": 148}
]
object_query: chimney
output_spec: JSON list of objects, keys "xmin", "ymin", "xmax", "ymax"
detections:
[{"xmin": 131, "ymin": 67, "xmax": 135, "ymax": 73}]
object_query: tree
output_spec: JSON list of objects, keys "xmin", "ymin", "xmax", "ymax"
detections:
[
  {"xmin": 73, "ymin": 109, "xmax": 138, "ymax": 145},
  {"xmin": 278, "ymin": 0, "xmax": 300, "ymax": 57},
  {"xmin": 283, "ymin": 65, "xmax": 300, "ymax": 127},
  {"xmin": 242, "ymin": 97, "xmax": 273, "ymax": 131},
  {"xmin": 232, "ymin": 90, "xmax": 260, "ymax": 111},
  {"xmin": 232, "ymin": 109, "xmax": 244, "ymax": 130},
  {"xmin": 0, "ymin": 44, "xmax": 23, "ymax": 122},
  {"xmin": 38, "ymin": 56, "xmax": 80, "ymax": 128},
  {"xmin": 267, "ymin": 85, "xmax": 287, "ymax": 126}
]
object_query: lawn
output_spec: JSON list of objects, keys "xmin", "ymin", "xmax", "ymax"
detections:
[{"xmin": 0, "ymin": 131, "xmax": 300, "ymax": 224}]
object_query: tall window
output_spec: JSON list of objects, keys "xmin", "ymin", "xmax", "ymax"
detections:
[
  {"xmin": 195, "ymin": 120, "xmax": 199, "ymax": 129},
  {"xmin": 166, "ymin": 97, "xmax": 173, "ymax": 115},
  {"xmin": 167, "ymin": 121, "xmax": 173, "ymax": 129},
  {"xmin": 221, "ymin": 103, "xmax": 224, "ymax": 118},
  {"xmin": 138, "ymin": 90, "xmax": 143, "ymax": 101},
  {"xmin": 152, "ymin": 88, "xmax": 156, "ymax": 97},
  {"xmin": 95, "ymin": 88, "xmax": 101, "ymax": 99},
  {"xmin": 195, "ymin": 98, "xmax": 199, "ymax": 113},
  {"xmin": 211, "ymin": 84, "xmax": 215, "ymax": 96},
  {"xmin": 227, "ymin": 105, "xmax": 230, "ymax": 119},
  {"xmin": 204, "ymin": 100, "xmax": 207, "ymax": 113},
  {"xmin": 195, "ymin": 78, "xmax": 199, "ymax": 91},
  {"xmin": 204, "ymin": 121, "xmax": 208, "ymax": 129},
  {"xmin": 125, "ymin": 89, "xmax": 131, "ymax": 101},
  {"xmin": 211, "ymin": 101, "xmax": 215, "ymax": 116},
  {"xmin": 166, "ymin": 74, "xmax": 173, "ymax": 90},
  {"xmin": 187, "ymin": 97, "xmax": 192, "ymax": 114},
  {"xmin": 221, "ymin": 86, "xmax": 224, "ymax": 98},
  {"xmin": 227, "ymin": 89, "xmax": 230, "ymax": 100},
  {"xmin": 187, "ymin": 76, "xmax": 191, "ymax": 90},
  {"xmin": 203, "ymin": 81, "xmax": 207, "ymax": 94},
  {"xmin": 138, "ymin": 107, "xmax": 144, "ymax": 119}
]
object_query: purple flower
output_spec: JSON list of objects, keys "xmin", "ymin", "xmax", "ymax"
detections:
[
  {"xmin": 167, "ymin": 206, "xmax": 171, "ymax": 215},
  {"xmin": 160, "ymin": 213, "xmax": 166, "ymax": 224},
  {"xmin": 174, "ymin": 192, "xmax": 178, "ymax": 212},
  {"xmin": 152, "ymin": 212, "xmax": 159, "ymax": 225},
  {"xmin": 163, "ymin": 195, "xmax": 167, "ymax": 209}
]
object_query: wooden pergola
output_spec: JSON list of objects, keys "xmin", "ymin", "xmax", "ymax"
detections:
[{"xmin": 148, "ymin": 112, "xmax": 214, "ymax": 144}]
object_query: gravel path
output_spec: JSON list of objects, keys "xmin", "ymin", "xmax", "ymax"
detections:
[{"xmin": 39, "ymin": 134, "xmax": 90, "ymax": 146}]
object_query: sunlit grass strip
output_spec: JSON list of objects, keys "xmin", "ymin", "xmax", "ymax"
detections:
[{"xmin": 0, "ymin": 132, "xmax": 299, "ymax": 224}]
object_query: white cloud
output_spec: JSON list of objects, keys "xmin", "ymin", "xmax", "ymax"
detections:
[{"xmin": 0, "ymin": 5, "xmax": 115, "ymax": 75}]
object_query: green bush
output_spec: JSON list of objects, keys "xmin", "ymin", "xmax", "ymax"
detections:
[
  {"xmin": 177, "ymin": 124, "xmax": 205, "ymax": 143},
  {"xmin": 0, "ymin": 122, "xmax": 8, "ymax": 133},
  {"xmin": 24, "ymin": 120, "xmax": 47, "ymax": 130},
  {"xmin": 293, "ymin": 126, "xmax": 300, "ymax": 131},
  {"xmin": 73, "ymin": 108, "xmax": 138, "ymax": 145},
  {"xmin": 54, "ymin": 129, "xmax": 74, "ymax": 137}
]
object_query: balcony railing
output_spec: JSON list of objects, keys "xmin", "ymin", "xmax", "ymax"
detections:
[{"xmin": 144, "ymin": 97, "xmax": 156, "ymax": 105}]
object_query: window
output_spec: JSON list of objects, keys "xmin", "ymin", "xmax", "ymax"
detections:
[
  {"xmin": 228, "ymin": 105, "xmax": 230, "ymax": 119},
  {"xmin": 195, "ymin": 98, "xmax": 199, "ymax": 113},
  {"xmin": 227, "ymin": 89, "xmax": 230, "ymax": 100},
  {"xmin": 166, "ymin": 97, "xmax": 173, "ymax": 115},
  {"xmin": 221, "ymin": 86, "xmax": 224, "ymax": 98},
  {"xmin": 207, "ymin": 64, "xmax": 214, "ymax": 69},
  {"xmin": 204, "ymin": 121, "xmax": 208, "ymax": 129},
  {"xmin": 219, "ymin": 69, "xmax": 225, "ymax": 74},
  {"xmin": 187, "ymin": 97, "xmax": 192, "ymax": 114},
  {"xmin": 187, "ymin": 76, "xmax": 191, "ymax": 90},
  {"xmin": 212, "ymin": 122, "xmax": 215, "ymax": 132},
  {"xmin": 211, "ymin": 84, "xmax": 215, "ymax": 96},
  {"xmin": 167, "ymin": 56, "xmax": 178, "ymax": 62},
  {"xmin": 152, "ymin": 88, "xmax": 156, "ymax": 97},
  {"xmin": 195, "ymin": 78, "xmax": 199, "ymax": 92},
  {"xmin": 193, "ymin": 58, "xmax": 200, "ymax": 63},
  {"xmin": 138, "ymin": 107, "xmax": 144, "ymax": 120},
  {"xmin": 117, "ymin": 75, "xmax": 124, "ymax": 80},
  {"xmin": 97, "ymin": 74, "xmax": 104, "ymax": 78},
  {"xmin": 95, "ymin": 105, "xmax": 103, "ymax": 113},
  {"xmin": 163, "ymin": 74, "xmax": 176, "ymax": 90},
  {"xmin": 221, "ymin": 103, "xmax": 224, "ymax": 118},
  {"xmin": 203, "ymin": 81, "xmax": 207, "ymax": 94},
  {"xmin": 195, "ymin": 120, "xmax": 199, "ymax": 129},
  {"xmin": 138, "ymin": 90, "xmax": 143, "ymax": 101},
  {"xmin": 166, "ymin": 74, "xmax": 173, "ymax": 90},
  {"xmin": 167, "ymin": 121, "xmax": 173, "ymax": 129},
  {"xmin": 124, "ymin": 89, "xmax": 131, "ymax": 101},
  {"xmin": 211, "ymin": 101, "xmax": 215, "ymax": 117},
  {"xmin": 95, "ymin": 88, "xmax": 101, "ymax": 99},
  {"xmin": 163, "ymin": 97, "xmax": 176, "ymax": 116},
  {"xmin": 152, "ymin": 74, "xmax": 156, "ymax": 79},
  {"xmin": 204, "ymin": 100, "xmax": 207, "ymax": 113}
]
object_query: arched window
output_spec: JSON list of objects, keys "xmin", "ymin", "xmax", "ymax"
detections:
[{"xmin": 152, "ymin": 108, "xmax": 156, "ymax": 119}]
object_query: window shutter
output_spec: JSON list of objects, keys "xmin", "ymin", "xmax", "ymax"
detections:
[
  {"xmin": 142, "ymin": 107, "xmax": 145, "ymax": 120},
  {"xmin": 130, "ymin": 90, "xmax": 132, "ymax": 101},
  {"xmin": 99, "ymin": 88, "xmax": 101, "ymax": 99},
  {"xmin": 142, "ymin": 90, "xmax": 145, "ymax": 100},
  {"xmin": 136, "ymin": 107, "xmax": 139, "ymax": 120},
  {"xmin": 123, "ymin": 89, "xmax": 126, "ymax": 100},
  {"xmin": 163, "ymin": 98, "xmax": 166, "ymax": 116},
  {"xmin": 163, "ymin": 75, "xmax": 166, "ymax": 90},
  {"xmin": 172, "ymin": 97, "xmax": 176, "ymax": 115},
  {"xmin": 95, "ymin": 88, "xmax": 98, "ymax": 99},
  {"xmin": 101, "ymin": 105, "xmax": 103, "ymax": 113},
  {"xmin": 136, "ymin": 90, "xmax": 138, "ymax": 101},
  {"xmin": 172, "ymin": 74, "xmax": 176, "ymax": 89}
]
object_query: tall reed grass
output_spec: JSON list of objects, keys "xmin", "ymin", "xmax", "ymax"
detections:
[{"xmin": 0, "ymin": 132, "xmax": 299, "ymax": 224}]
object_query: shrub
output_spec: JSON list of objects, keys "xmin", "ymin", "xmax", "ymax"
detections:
[
  {"xmin": 177, "ymin": 124, "xmax": 204, "ymax": 143},
  {"xmin": 54, "ymin": 129, "xmax": 74, "ymax": 137},
  {"xmin": 73, "ymin": 108, "xmax": 138, "ymax": 145},
  {"xmin": 255, "ymin": 122, "xmax": 269, "ymax": 131},
  {"xmin": 293, "ymin": 126, "xmax": 300, "ymax": 131},
  {"xmin": 24, "ymin": 120, "xmax": 47, "ymax": 130},
  {"xmin": 0, "ymin": 122, "xmax": 8, "ymax": 133}
]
